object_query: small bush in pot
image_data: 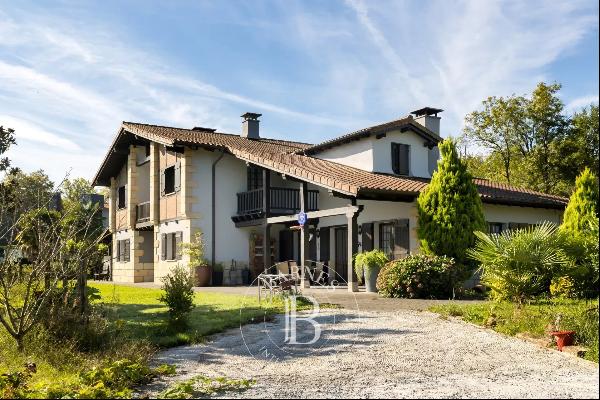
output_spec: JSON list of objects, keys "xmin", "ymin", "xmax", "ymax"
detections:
[
  {"xmin": 159, "ymin": 264, "xmax": 195, "ymax": 327},
  {"xmin": 376, "ymin": 254, "xmax": 457, "ymax": 299},
  {"xmin": 181, "ymin": 231, "xmax": 211, "ymax": 286},
  {"xmin": 354, "ymin": 250, "xmax": 388, "ymax": 292}
]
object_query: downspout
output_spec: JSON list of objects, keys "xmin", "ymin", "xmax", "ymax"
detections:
[{"xmin": 211, "ymin": 150, "xmax": 225, "ymax": 268}]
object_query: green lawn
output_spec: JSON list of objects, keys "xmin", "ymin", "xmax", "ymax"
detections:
[
  {"xmin": 430, "ymin": 298, "xmax": 599, "ymax": 362},
  {"xmin": 1, "ymin": 283, "xmax": 300, "ymax": 396},
  {"xmin": 91, "ymin": 283, "xmax": 287, "ymax": 347}
]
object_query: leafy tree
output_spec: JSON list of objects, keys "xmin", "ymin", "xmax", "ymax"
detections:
[
  {"xmin": 552, "ymin": 105, "xmax": 599, "ymax": 194},
  {"xmin": 525, "ymin": 82, "xmax": 569, "ymax": 193},
  {"xmin": 417, "ymin": 139, "xmax": 486, "ymax": 268},
  {"xmin": 0, "ymin": 125, "xmax": 16, "ymax": 173},
  {"xmin": 560, "ymin": 168, "xmax": 599, "ymax": 235},
  {"xmin": 463, "ymin": 95, "xmax": 527, "ymax": 184}
]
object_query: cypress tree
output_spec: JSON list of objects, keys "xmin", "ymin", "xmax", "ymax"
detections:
[
  {"xmin": 417, "ymin": 139, "xmax": 486, "ymax": 266},
  {"xmin": 560, "ymin": 168, "xmax": 598, "ymax": 235}
]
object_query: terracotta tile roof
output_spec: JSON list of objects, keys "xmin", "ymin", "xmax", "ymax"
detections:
[
  {"xmin": 299, "ymin": 116, "xmax": 443, "ymax": 155},
  {"xmin": 93, "ymin": 121, "xmax": 567, "ymax": 209}
]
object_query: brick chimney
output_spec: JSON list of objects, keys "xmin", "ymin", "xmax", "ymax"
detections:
[{"xmin": 241, "ymin": 112, "xmax": 262, "ymax": 139}]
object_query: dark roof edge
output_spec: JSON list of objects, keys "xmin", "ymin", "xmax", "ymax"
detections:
[{"xmin": 300, "ymin": 118, "xmax": 442, "ymax": 155}]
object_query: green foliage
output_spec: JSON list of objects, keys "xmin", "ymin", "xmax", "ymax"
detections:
[
  {"xmin": 180, "ymin": 231, "xmax": 207, "ymax": 266},
  {"xmin": 159, "ymin": 375, "xmax": 255, "ymax": 399},
  {"xmin": 0, "ymin": 125, "xmax": 15, "ymax": 172},
  {"xmin": 468, "ymin": 222, "xmax": 571, "ymax": 303},
  {"xmin": 159, "ymin": 265, "xmax": 195, "ymax": 325},
  {"xmin": 430, "ymin": 299, "xmax": 599, "ymax": 362},
  {"xmin": 560, "ymin": 168, "xmax": 599, "ymax": 235},
  {"xmin": 417, "ymin": 138, "xmax": 486, "ymax": 267},
  {"xmin": 376, "ymin": 254, "xmax": 458, "ymax": 299},
  {"xmin": 549, "ymin": 276, "xmax": 577, "ymax": 299},
  {"xmin": 354, "ymin": 249, "xmax": 388, "ymax": 284},
  {"xmin": 463, "ymin": 83, "xmax": 598, "ymax": 196}
]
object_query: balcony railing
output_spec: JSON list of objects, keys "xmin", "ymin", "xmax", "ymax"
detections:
[
  {"xmin": 136, "ymin": 201, "xmax": 151, "ymax": 223},
  {"xmin": 236, "ymin": 187, "xmax": 318, "ymax": 216}
]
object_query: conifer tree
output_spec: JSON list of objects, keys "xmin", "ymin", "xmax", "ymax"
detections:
[
  {"xmin": 560, "ymin": 168, "xmax": 599, "ymax": 235},
  {"xmin": 417, "ymin": 139, "xmax": 486, "ymax": 266}
]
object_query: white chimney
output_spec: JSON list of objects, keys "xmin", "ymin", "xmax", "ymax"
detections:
[
  {"xmin": 411, "ymin": 107, "xmax": 443, "ymax": 135},
  {"xmin": 241, "ymin": 112, "xmax": 261, "ymax": 139}
]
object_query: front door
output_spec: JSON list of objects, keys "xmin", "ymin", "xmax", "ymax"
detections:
[
  {"xmin": 334, "ymin": 227, "xmax": 348, "ymax": 281},
  {"xmin": 279, "ymin": 230, "xmax": 294, "ymax": 262}
]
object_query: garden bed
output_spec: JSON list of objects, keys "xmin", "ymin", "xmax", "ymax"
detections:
[{"xmin": 430, "ymin": 298, "xmax": 599, "ymax": 362}]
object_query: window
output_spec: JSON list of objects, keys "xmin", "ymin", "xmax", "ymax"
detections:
[
  {"xmin": 508, "ymin": 222, "xmax": 532, "ymax": 231},
  {"xmin": 161, "ymin": 232, "xmax": 182, "ymax": 261},
  {"xmin": 247, "ymin": 165, "xmax": 263, "ymax": 190},
  {"xmin": 117, "ymin": 186, "xmax": 126, "ymax": 209},
  {"xmin": 379, "ymin": 219, "xmax": 410, "ymax": 260},
  {"xmin": 488, "ymin": 222, "xmax": 504, "ymax": 234},
  {"xmin": 116, "ymin": 239, "xmax": 130, "ymax": 263},
  {"xmin": 391, "ymin": 143, "xmax": 410, "ymax": 175},
  {"xmin": 145, "ymin": 143, "xmax": 151, "ymax": 158},
  {"xmin": 379, "ymin": 223, "xmax": 394, "ymax": 260},
  {"xmin": 160, "ymin": 162, "xmax": 181, "ymax": 196}
]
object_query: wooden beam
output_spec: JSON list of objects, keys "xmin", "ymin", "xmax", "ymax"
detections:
[
  {"xmin": 266, "ymin": 205, "xmax": 362, "ymax": 224},
  {"xmin": 300, "ymin": 182, "xmax": 310, "ymax": 287},
  {"xmin": 263, "ymin": 169, "xmax": 271, "ymax": 273}
]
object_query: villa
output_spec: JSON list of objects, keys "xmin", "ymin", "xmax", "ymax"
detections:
[{"xmin": 92, "ymin": 108, "xmax": 567, "ymax": 290}]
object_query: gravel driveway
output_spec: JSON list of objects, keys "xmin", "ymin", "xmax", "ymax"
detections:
[{"xmin": 144, "ymin": 309, "xmax": 599, "ymax": 398}]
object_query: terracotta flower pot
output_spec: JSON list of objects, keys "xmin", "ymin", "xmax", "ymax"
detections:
[
  {"xmin": 551, "ymin": 330, "xmax": 576, "ymax": 351},
  {"xmin": 193, "ymin": 265, "xmax": 212, "ymax": 287}
]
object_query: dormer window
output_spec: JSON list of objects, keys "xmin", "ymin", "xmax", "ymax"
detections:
[{"xmin": 391, "ymin": 143, "xmax": 410, "ymax": 175}]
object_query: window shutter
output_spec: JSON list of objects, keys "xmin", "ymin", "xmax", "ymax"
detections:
[
  {"xmin": 391, "ymin": 143, "xmax": 399, "ymax": 174},
  {"xmin": 175, "ymin": 232, "xmax": 183, "ymax": 260},
  {"xmin": 161, "ymin": 233, "xmax": 167, "ymax": 260},
  {"xmin": 116, "ymin": 240, "xmax": 121, "ymax": 262},
  {"xmin": 399, "ymin": 144, "xmax": 410, "ymax": 175},
  {"xmin": 123, "ymin": 185, "xmax": 127, "ymax": 208},
  {"xmin": 124, "ymin": 239, "xmax": 130, "ymax": 262},
  {"xmin": 160, "ymin": 169, "xmax": 166, "ymax": 196},
  {"xmin": 393, "ymin": 219, "xmax": 410, "ymax": 259},
  {"xmin": 166, "ymin": 233, "xmax": 174, "ymax": 261},
  {"xmin": 361, "ymin": 223, "xmax": 374, "ymax": 252},
  {"xmin": 174, "ymin": 161, "xmax": 181, "ymax": 193},
  {"xmin": 119, "ymin": 240, "xmax": 125, "ymax": 262}
]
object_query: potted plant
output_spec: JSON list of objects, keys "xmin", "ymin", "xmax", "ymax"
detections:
[
  {"xmin": 355, "ymin": 249, "xmax": 389, "ymax": 293},
  {"xmin": 180, "ymin": 231, "xmax": 211, "ymax": 287},
  {"xmin": 212, "ymin": 262, "xmax": 224, "ymax": 286}
]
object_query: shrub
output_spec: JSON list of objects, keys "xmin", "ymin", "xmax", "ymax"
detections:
[
  {"xmin": 560, "ymin": 168, "xmax": 598, "ymax": 235},
  {"xmin": 354, "ymin": 250, "xmax": 388, "ymax": 284},
  {"xmin": 467, "ymin": 222, "xmax": 571, "ymax": 304},
  {"xmin": 417, "ymin": 138, "xmax": 486, "ymax": 267},
  {"xmin": 159, "ymin": 265, "xmax": 195, "ymax": 325},
  {"xmin": 376, "ymin": 254, "xmax": 458, "ymax": 299},
  {"xmin": 549, "ymin": 276, "xmax": 576, "ymax": 299}
]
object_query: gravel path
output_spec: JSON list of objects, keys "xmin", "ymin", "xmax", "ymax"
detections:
[{"xmin": 143, "ymin": 310, "xmax": 599, "ymax": 399}]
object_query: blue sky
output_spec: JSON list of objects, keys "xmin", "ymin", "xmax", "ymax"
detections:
[{"xmin": 1, "ymin": 0, "xmax": 598, "ymax": 183}]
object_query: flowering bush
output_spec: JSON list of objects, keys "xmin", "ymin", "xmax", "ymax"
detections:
[{"xmin": 376, "ymin": 254, "xmax": 458, "ymax": 299}]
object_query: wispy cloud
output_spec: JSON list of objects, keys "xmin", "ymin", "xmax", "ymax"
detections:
[
  {"xmin": 0, "ymin": 1, "xmax": 597, "ymax": 183},
  {"xmin": 566, "ymin": 95, "xmax": 599, "ymax": 113}
]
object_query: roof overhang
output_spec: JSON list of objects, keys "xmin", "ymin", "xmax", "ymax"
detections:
[{"xmin": 300, "ymin": 119, "xmax": 442, "ymax": 155}]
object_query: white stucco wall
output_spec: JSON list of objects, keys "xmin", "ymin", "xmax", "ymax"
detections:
[
  {"xmin": 483, "ymin": 204, "xmax": 563, "ymax": 226},
  {"xmin": 188, "ymin": 149, "xmax": 250, "ymax": 267},
  {"xmin": 315, "ymin": 129, "xmax": 436, "ymax": 178}
]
